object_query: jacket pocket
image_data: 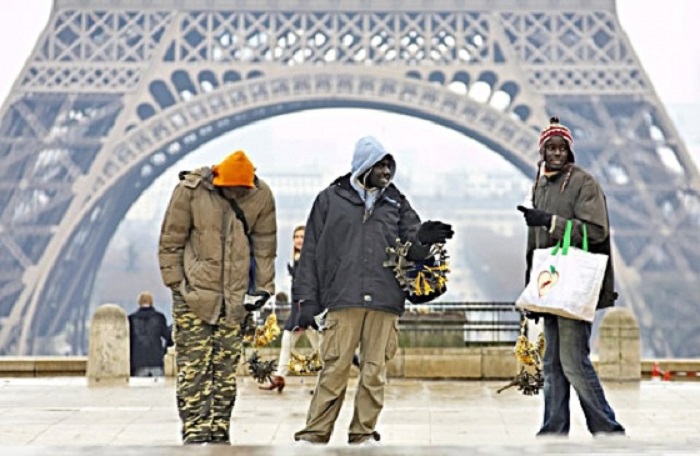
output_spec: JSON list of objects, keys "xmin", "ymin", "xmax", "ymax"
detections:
[
  {"xmin": 385, "ymin": 319, "xmax": 400, "ymax": 361},
  {"xmin": 320, "ymin": 319, "xmax": 340, "ymax": 362},
  {"xmin": 320, "ymin": 257, "xmax": 343, "ymax": 303},
  {"xmin": 184, "ymin": 258, "xmax": 203, "ymax": 288}
]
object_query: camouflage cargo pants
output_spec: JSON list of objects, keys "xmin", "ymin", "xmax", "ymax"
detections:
[{"xmin": 172, "ymin": 290, "xmax": 243, "ymax": 444}]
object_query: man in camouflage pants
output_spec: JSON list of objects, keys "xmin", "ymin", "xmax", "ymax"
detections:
[
  {"xmin": 172, "ymin": 292, "xmax": 244, "ymax": 441},
  {"xmin": 159, "ymin": 150, "xmax": 277, "ymax": 444}
]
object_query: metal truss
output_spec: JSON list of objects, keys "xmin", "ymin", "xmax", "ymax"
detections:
[{"xmin": 0, "ymin": 0, "xmax": 697, "ymax": 356}]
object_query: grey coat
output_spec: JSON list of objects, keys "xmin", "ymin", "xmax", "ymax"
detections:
[{"xmin": 526, "ymin": 165, "xmax": 618, "ymax": 309}]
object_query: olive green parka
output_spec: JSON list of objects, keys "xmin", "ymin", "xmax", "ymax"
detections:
[
  {"xmin": 526, "ymin": 165, "xmax": 618, "ymax": 309},
  {"xmin": 158, "ymin": 167, "xmax": 277, "ymax": 325}
]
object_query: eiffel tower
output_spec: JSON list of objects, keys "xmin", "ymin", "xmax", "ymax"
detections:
[{"xmin": 1, "ymin": 0, "xmax": 698, "ymax": 356}]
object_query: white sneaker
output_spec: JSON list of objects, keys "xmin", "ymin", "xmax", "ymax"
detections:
[
  {"xmin": 294, "ymin": 439, "xmax": 314, "ymax": 446},
  {"xmin": 356, "ymin": 439, "xmax": 381, "ymax": 446}
]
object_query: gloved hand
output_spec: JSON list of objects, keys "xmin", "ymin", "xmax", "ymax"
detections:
[
  {"xmin": 296, "ymin": 301, "xmax": 321, "ymax": 329},
  {"xmin": 417, "ymin": 220, "xmax": 454, "ymax": 244},
  {"xmin": 406, "ymin": 243, "xmax": 432, "ymax": 261},
  {"xmin": 244, "ymin": 290, "xmax": 271, "ymax": 312},
  {"xmin": 517, "ymin": 206, "xmax": 553, "ymax": 228}
]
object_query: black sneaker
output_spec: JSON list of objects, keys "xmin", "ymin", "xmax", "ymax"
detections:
[{"xmin": 349, "ymin": 431, "xmax": 380, "ymax": 445}]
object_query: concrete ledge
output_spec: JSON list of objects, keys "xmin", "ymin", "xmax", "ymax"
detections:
[
  {"xmin": 2, "ymin": 354, "xmax": 699, "ymax": 380},
  {"xmin": 399, "ymin": 347, "xmax": 486, "ymax": 379},
  {"xmin": 236, "ymin": 346, "xmax": 514, "ymax": 379},
  {"xmin": 0, "ymin": 356, "xmax": 86, "ymax": 377}
]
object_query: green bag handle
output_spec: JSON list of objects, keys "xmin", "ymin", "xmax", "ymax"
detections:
[{"xmin": 551, "ymin": 220, "xmax": 588, "ymax": 256}]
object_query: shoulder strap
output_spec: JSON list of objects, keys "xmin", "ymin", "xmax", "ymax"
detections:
[
  {"xmin": 218, "ymin": 188, "xmax": 250, "ymax": 235},
  {"xmin": 217, "ymin": 188, "xmax": 256, "ymax": 293}
]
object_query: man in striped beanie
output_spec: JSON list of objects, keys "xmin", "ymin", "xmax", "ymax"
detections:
[{"xmin": 516, "ymin": 116, "xmax": 625, "ymax": 437}]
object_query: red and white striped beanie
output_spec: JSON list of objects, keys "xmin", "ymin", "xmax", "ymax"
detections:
[{"xmin": 539, "ymin": 116, "xmax": 574, "ymax": 151}]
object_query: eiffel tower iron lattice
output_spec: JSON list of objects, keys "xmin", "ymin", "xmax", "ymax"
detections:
[{"xmin": 0, "ymin": 0, "xmax": 698, "ymax": 356}]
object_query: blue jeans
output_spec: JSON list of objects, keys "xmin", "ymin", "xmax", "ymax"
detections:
[
  {"xmin": 133, "ymin": 366, "xmax": 164, "ymax": 377},
  {"xmin": 538, "ymin": 315, "xmax": 625, "ymax": 436}
]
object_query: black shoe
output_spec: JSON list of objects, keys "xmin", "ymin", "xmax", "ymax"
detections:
[{"xmin": 349, "ymin": 430, "xmax": 380, "ymax": 444}]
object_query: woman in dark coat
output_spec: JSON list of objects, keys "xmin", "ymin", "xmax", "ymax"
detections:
[{"xmin": 260, "ymin": 225, "xmax": 320, "ymax": 392}]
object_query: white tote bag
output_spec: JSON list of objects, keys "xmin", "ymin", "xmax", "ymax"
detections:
[{"xmin": 516, "ymin": 221, "xmax": 608, "ymax": 322}]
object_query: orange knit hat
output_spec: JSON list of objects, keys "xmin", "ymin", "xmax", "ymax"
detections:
[{"xmin": 212, "ymin": 150, "xmax": 255, "ymax": 187}]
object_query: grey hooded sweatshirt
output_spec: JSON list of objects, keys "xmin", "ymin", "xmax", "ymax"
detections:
[{"xmin": 293, "ymin": 137, "xmax": 421, "ymax": 316}]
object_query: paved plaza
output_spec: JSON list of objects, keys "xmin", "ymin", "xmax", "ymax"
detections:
[{"xmin": 0, "ymin": 374, "xmax": 699, "ymax": 455}]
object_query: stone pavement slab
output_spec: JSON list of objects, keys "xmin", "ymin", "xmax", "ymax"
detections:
[
  {"xmin": 0, "ymin": 375, "xmax": 698, "ymax": 454},
  {"xmin": 2, "ymin": 442, "xmax": 700, "ymax": 456}
]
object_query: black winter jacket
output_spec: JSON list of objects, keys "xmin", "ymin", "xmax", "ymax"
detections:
[
  {"xmin": 294, "ymin": 174, "xmax": 421, "ymax": 316},
  {"xmin": 283, "ymin": 260, "xmax": 307, "ymax": 331},
  {"xmin": 128, "ymin": 307, "xmax": 173, "ymax": 373}
]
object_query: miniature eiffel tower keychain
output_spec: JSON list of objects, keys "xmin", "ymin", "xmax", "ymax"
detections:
[{"xmin": 497, "ymin": 317, "xmax": 545, "ymax": 395}]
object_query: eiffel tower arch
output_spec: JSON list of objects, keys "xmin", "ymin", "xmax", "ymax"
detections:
[{"xmin": 0, "ymin": 0, "xmax": 698, "ymax": 356}]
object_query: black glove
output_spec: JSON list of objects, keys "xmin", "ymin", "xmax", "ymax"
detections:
[
  {"xmin": 296, "ymin": 301, "xmax": 321, "ymax": 329},
  {"xmin": 241, "ymin": 312, "xmax": 256, "ymax": 339},
  {"xmin": 517, "ymin": 206, "xmax": 553, "ymax": 228},
  {"xmin": 417, "ymin": 220, "xmax": 454, "ymax": 244},
  {"xmin": 406, "ymin": 243, "xmax": 432, "ymax": 261},
  {"xmin": 244, "ymin": 290, "xmax": 271, "ymax": 312}
]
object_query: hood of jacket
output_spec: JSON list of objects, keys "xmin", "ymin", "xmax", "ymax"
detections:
[
  {"xmin": 350, "ymin": 136, "xmax": 396, "ymax": 185},
  {"xmin": 178, "ymin": 166, "xmax": 215, "ymax": 189}
]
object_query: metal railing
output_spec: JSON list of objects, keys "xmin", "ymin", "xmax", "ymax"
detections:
[
  {"xmin": 401, "ymin": 302, "xmax": 521, "ymax": 346},
  {"xmin": 267, "ymin": 301, "xmax": 521, "ymax": 347}
]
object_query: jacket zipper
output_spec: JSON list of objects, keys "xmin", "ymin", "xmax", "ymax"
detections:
[
  {"xmin": 220, "ymin": 199, "xmax": 229, "ymax": 316},
  {"xmin": 535, "ymin": 179, "xmax": 551, "ymax": 249}
]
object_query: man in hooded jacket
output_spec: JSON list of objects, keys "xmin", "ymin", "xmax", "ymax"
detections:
[
  {"xmin": 293, "ymin": 136, "xmax": 453, "ymax": 445},
  {"xmin": 158, "ymin": 150, "xmax": 277, "ymax": 444}
]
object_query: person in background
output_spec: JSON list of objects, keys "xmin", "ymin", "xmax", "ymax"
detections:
[
  {"xmin": 516, "ymin": 117, "xmax": 625, "ymax": 437},
  {"xmin": 158, "ymin": 150, "xmax": 277, "ymax": 445},
  {"xmin": 128, "ymin": 291, "xmax": 173, "ymax": 377},
  {"xmin": 261, "ymin": 225, "xmax": 320, "ymax": 392},
  {"xmin": 266, "ymin": 291, "xmax": 289, "ymax": 320}
]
